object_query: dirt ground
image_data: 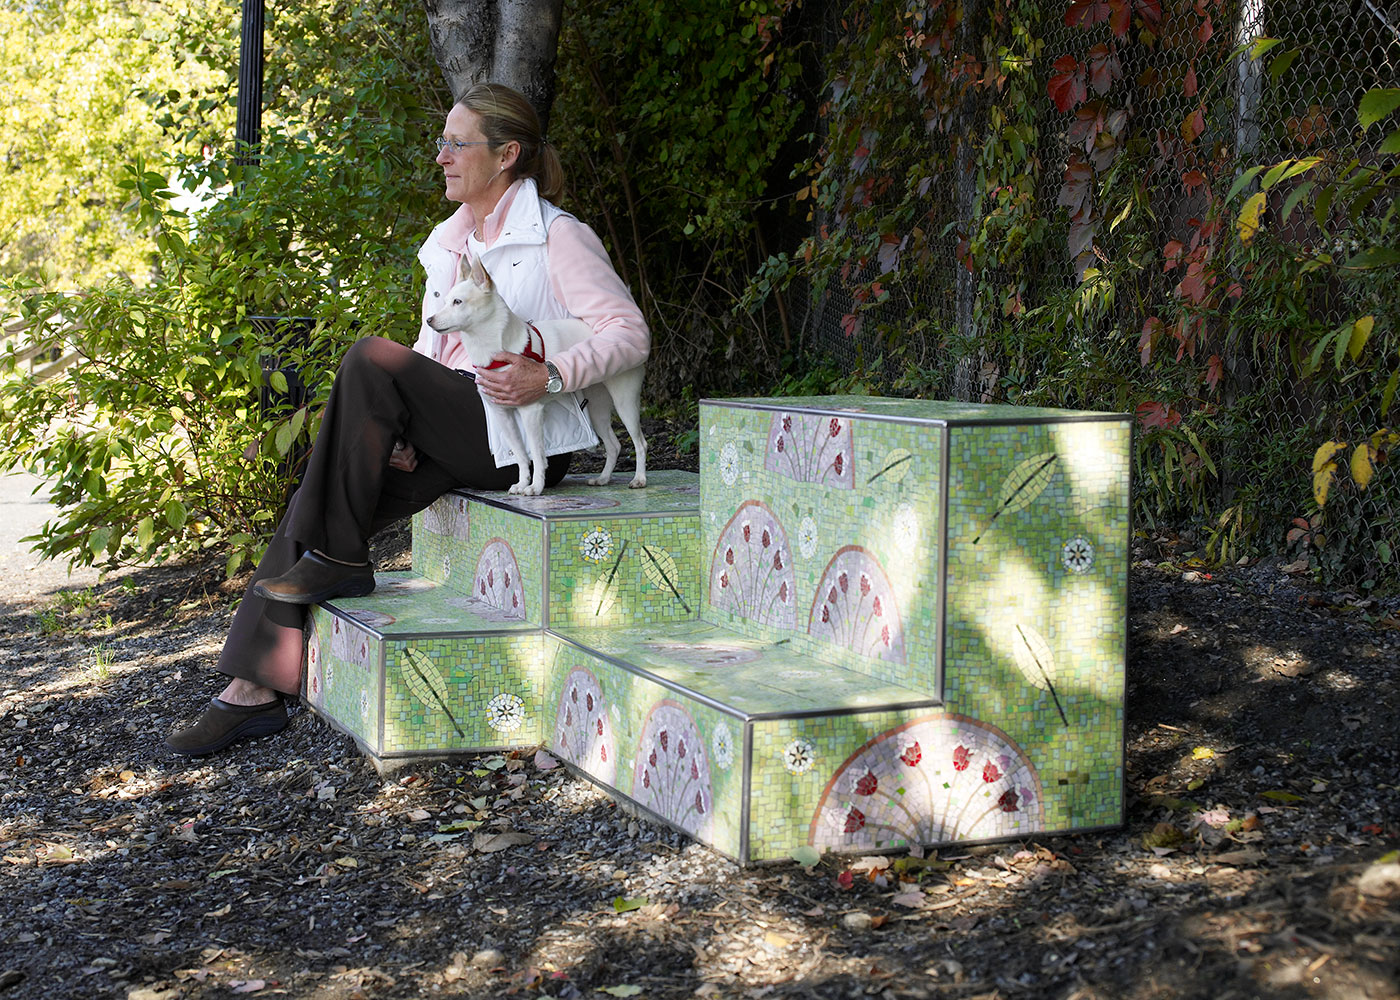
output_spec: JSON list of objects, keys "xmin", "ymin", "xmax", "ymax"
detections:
[{"xmin": 1, "ymin": 439, "xmax": 1397, "ymax": 999}]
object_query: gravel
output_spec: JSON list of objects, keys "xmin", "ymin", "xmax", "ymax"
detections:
[{"xmin": 0, "ymin": 443, "xmax": 1397, "ymax": 999}]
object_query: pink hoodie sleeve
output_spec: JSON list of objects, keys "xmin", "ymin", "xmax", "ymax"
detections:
[{"xmin": 544, "ymin": 216, "xmax": 651, "ymax": 391}]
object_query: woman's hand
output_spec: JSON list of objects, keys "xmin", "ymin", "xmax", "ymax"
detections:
[
  {"xmin": 475, "ymin": 353, "xmax": 550, "ymax": 407},
  {"xmin": 389, "ymin": 439, "xmax": 419, "ymax": 472}
]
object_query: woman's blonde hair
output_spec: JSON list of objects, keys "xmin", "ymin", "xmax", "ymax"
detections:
[{"xmin": 456, "ymin": 83, "xmax": 565, "ymax": 203}]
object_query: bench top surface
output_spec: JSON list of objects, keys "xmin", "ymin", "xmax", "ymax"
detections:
[
  {"xmin": 453, "ymin": 470, "xmax": 700, "ymax": 520},
  {"xmin": 325, "ymin": 573, "xmax": 537, "ymax": 637},
  {"xmin": 704, "ymin": 395, "xmax": 1130, "ymax": 425},
  {"xmin": 557, "ymin": 620, "xmax": 938, "ymax": 721}
]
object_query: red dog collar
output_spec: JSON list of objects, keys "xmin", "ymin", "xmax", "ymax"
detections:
[{"xmin": 479, "ymin": 323, "xmax": 546, "ymax": 371}]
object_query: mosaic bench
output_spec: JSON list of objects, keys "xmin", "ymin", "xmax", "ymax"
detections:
[{"xmin": 303, "ymin": 396, "xmax": 1133, "ymax": 865}]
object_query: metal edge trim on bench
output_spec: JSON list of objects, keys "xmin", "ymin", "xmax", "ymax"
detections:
[
  {"xmin": 701, "ymin": 397, "xmax": 1132, "ymax": 428},
  {"xmin": 936, "ymin": 422, "xmax": 950, "ymax": 705},
  {"xmin": 450, "ymin": 490, "xmax": 702, "ymax": 523}
]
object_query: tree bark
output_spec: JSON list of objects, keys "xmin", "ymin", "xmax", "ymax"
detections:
[{"xmin": 422, "ymin": 0, "xmax": 563, "ymax": 130}]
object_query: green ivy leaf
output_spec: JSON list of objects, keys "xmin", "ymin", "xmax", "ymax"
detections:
[{"xmin": 1359, "ymin": 88, "xmax": 1400, "ymax": 130}]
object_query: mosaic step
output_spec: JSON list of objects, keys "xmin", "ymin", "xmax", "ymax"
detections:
[
  {"xmin": 411, "ymin": 470, "xmax": 703, "ymax": 630},
  {"xmin": 541, "ymin": 621, "xmax": 1099, "ymax": 863},
  {"xmin": 696, "ymin": 396, "xmax": 1132, "ymax": 853},
  {"xmin": 304, "ymin": 573, "xmax": 546, "ymax": 758}
]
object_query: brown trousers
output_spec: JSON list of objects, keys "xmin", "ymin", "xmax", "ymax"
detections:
[{"xmin": 218, "ymin": 336, "xmax": 569, "ymax": 694}]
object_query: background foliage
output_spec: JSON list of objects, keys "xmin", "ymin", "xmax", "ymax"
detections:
[
  {"xmin": 749, "ymin": 0, "xmax": 1399, "ymax": 588},
  {"xmin": 2, "ymin": 0, "xmax": 1396, "ymax": 589}
]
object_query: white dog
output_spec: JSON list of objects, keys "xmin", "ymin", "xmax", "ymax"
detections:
[{"xmin": 426, "ymin": 255, "xmax": 647, "ymax": 495}]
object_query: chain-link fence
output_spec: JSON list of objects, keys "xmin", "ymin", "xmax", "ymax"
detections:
[{"xmin": 785, "ymin": 0, "xmax": 1398, "ymax": 583}]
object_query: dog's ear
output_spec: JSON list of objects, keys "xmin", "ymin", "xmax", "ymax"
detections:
[{"xmin": 469, "ymin": 255, "xmax": 491, "ymax": 289}]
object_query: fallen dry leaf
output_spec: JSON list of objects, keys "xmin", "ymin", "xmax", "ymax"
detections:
[{"xmin": 472, "ymin": 830, "xmax": 534, "ymax": 853}]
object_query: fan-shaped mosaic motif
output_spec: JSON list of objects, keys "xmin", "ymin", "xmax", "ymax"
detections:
[
  {"xmin": 474, "ymin": 538, "xmax": 526, "ymax": 620},
  {"xmin": 765, "ymin": 411, "xmax": 854, "ymax": 489},
  {"xmin": 422, "ymin": 493, "xmax": 471, "ymax": 540},
  {"xmin": 631, "ymin": 701, "xmax": 714, "ymax": 841},
  {"xmin": 807, "ymin": 547, "xmax": 907, "ymax": 663},
  {"xmin": 810, "ymin": 715, "xmax": 1043, "ymax": 851},
  {"xmin": 552, "ymin": 668, "xmax": 617, "ymax": 786},
  {"xmin": 329, "ymin": 616, "xmax": 375, "ymax": 675},
  {"xmin": 306, "ymin": 620, "xmax": 325, "ymax": 707},
  {"xmin": 708, "ymin": 501, "xmax": 796, "ymax": 629}
]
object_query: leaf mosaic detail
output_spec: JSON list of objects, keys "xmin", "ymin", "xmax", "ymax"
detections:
[
  {"xmin": 631, "ymin": 700, "xmax": 714, "ymax": 841},
  {"xmin": 810, "ymin": 715, "xmax": 1043, "ymax": 852},
  {"xmin": 552, "ymin": 668, "xmax": 617, "ymax": 786},
  {"xmin": 765, "ymin": 411, "xmax": 854, "ymax": 489},
  {"xmin": 807, "ymin": 546, "xmax": 907, "ymax": 663},
  {"xmin": 400, "ymin": 646, "xmax": 465, "ymax": 739},
  {"xmin": 640, "ymin": 544, "xmax": 690, "ymax": 615},
  {"xmin": 1010, "ymin": 622, "xmax": 1068, "ymax": 725},
  {"xmin": 709, "ymin": 501, "xmax": 797, "ymax": 629},
  {"xmin": 474, "ymin": 538, "xmax": 526, "ymax": 620},
  {"xmin": 973, "ymin": 451, "xmax": 1059, "ymax": 544}
]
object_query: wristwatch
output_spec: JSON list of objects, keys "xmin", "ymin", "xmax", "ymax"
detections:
[{"xmin": 543, "ymin": 361, "xmax": 563, "ymax": 394}]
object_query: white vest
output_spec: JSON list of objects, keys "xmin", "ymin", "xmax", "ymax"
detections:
[{"xmin": 417, "ymin": 179, "xmax": 598, "ymax": 468}]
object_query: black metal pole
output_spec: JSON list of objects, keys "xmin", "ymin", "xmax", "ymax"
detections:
[{"xmin": 234, "ymin": 0, "xmax": 264, "ymax": 165}]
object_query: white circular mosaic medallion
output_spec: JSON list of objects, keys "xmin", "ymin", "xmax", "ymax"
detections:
[
  {"xmin": 711, "ymin": 723, "xmax": 735, "ymax": 770},
  {"xmin": 782, "ymin": 738, "xmax": 816, "ymax": 775},
  {"xmin": 719, "ymin": 442, "xmax": 740, "ymax": 486},
  {"xmin": 798, "ymin": 516, "xmax": 818, "ymax": 559},
  {"xmin": 487, "ymin": 692, "xmax": 526, "ymax": 733},
  {"xmin": 1062, "ymin": 536, "xmax": 1094, "ymax": 574},
  {"xmin": 580, "ymin": 527, "xmax": 613, "ymax": 563}
]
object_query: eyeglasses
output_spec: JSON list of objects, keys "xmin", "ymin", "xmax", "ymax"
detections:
[{"xmin": 434, "ymin": 137, "xmax": 495, "ymax": 155}]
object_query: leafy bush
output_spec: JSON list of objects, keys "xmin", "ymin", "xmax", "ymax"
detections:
[{"xmin": 2, "ymin": 1, "xmax": 444, "ymax": 575}]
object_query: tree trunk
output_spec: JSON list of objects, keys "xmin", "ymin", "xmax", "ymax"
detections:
[{"xmin": 422, "ymin": 0, "xmax": 564, "ymax": 130}]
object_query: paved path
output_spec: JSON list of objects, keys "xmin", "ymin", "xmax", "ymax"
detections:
[{"xmin": 0, "ymin": 467, "xmax": 101, "ymax": 606}]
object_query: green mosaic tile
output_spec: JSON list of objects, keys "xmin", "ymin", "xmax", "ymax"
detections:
[
  {"xmin": 546, "ymin": 513, "xmax": 701, "ymax": 630},
  {"xmin": 312, "ymin": 400, "xmax": 1130, "ymax": 858},
  {"xmin": 412, "ymin": 472, "xmax": 701, "ymax": 629},
  {"xmin": 306, "ymin": 606, "xmax": 380, "ymax": 747},
  {"xmin": 382, "ymin": 632, "xmax": 545, "ymax": 755},
  {"xmin": 698, "ymin": 402, "xmax": 944, "ymax": 694},
  {"xmin": 940, "ymin": 420, "xmax": 1131, "ymax": 832},
  {"xmin": 325, "ymin": 573, "xmax": 541, "ymax": 635},
  {"xmin": 560, "ymin": 621, "xmax": 937, "ymax": 719}
]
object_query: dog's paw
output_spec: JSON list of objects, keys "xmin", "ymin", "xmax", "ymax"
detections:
[
  {"xmin": 587, "ymin": 475, "xmax": 612, "ymax": 487},
  {"xmin": 628, "ymin": 475, "xmax": 647, "ymax": 489},
  {"xmin": 520, "ymin": 484, "xmax": 544, "ymax": 497},
  {"xmin": 508, "ymin": 482, "xmax": 526, "ymax": 495}
]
